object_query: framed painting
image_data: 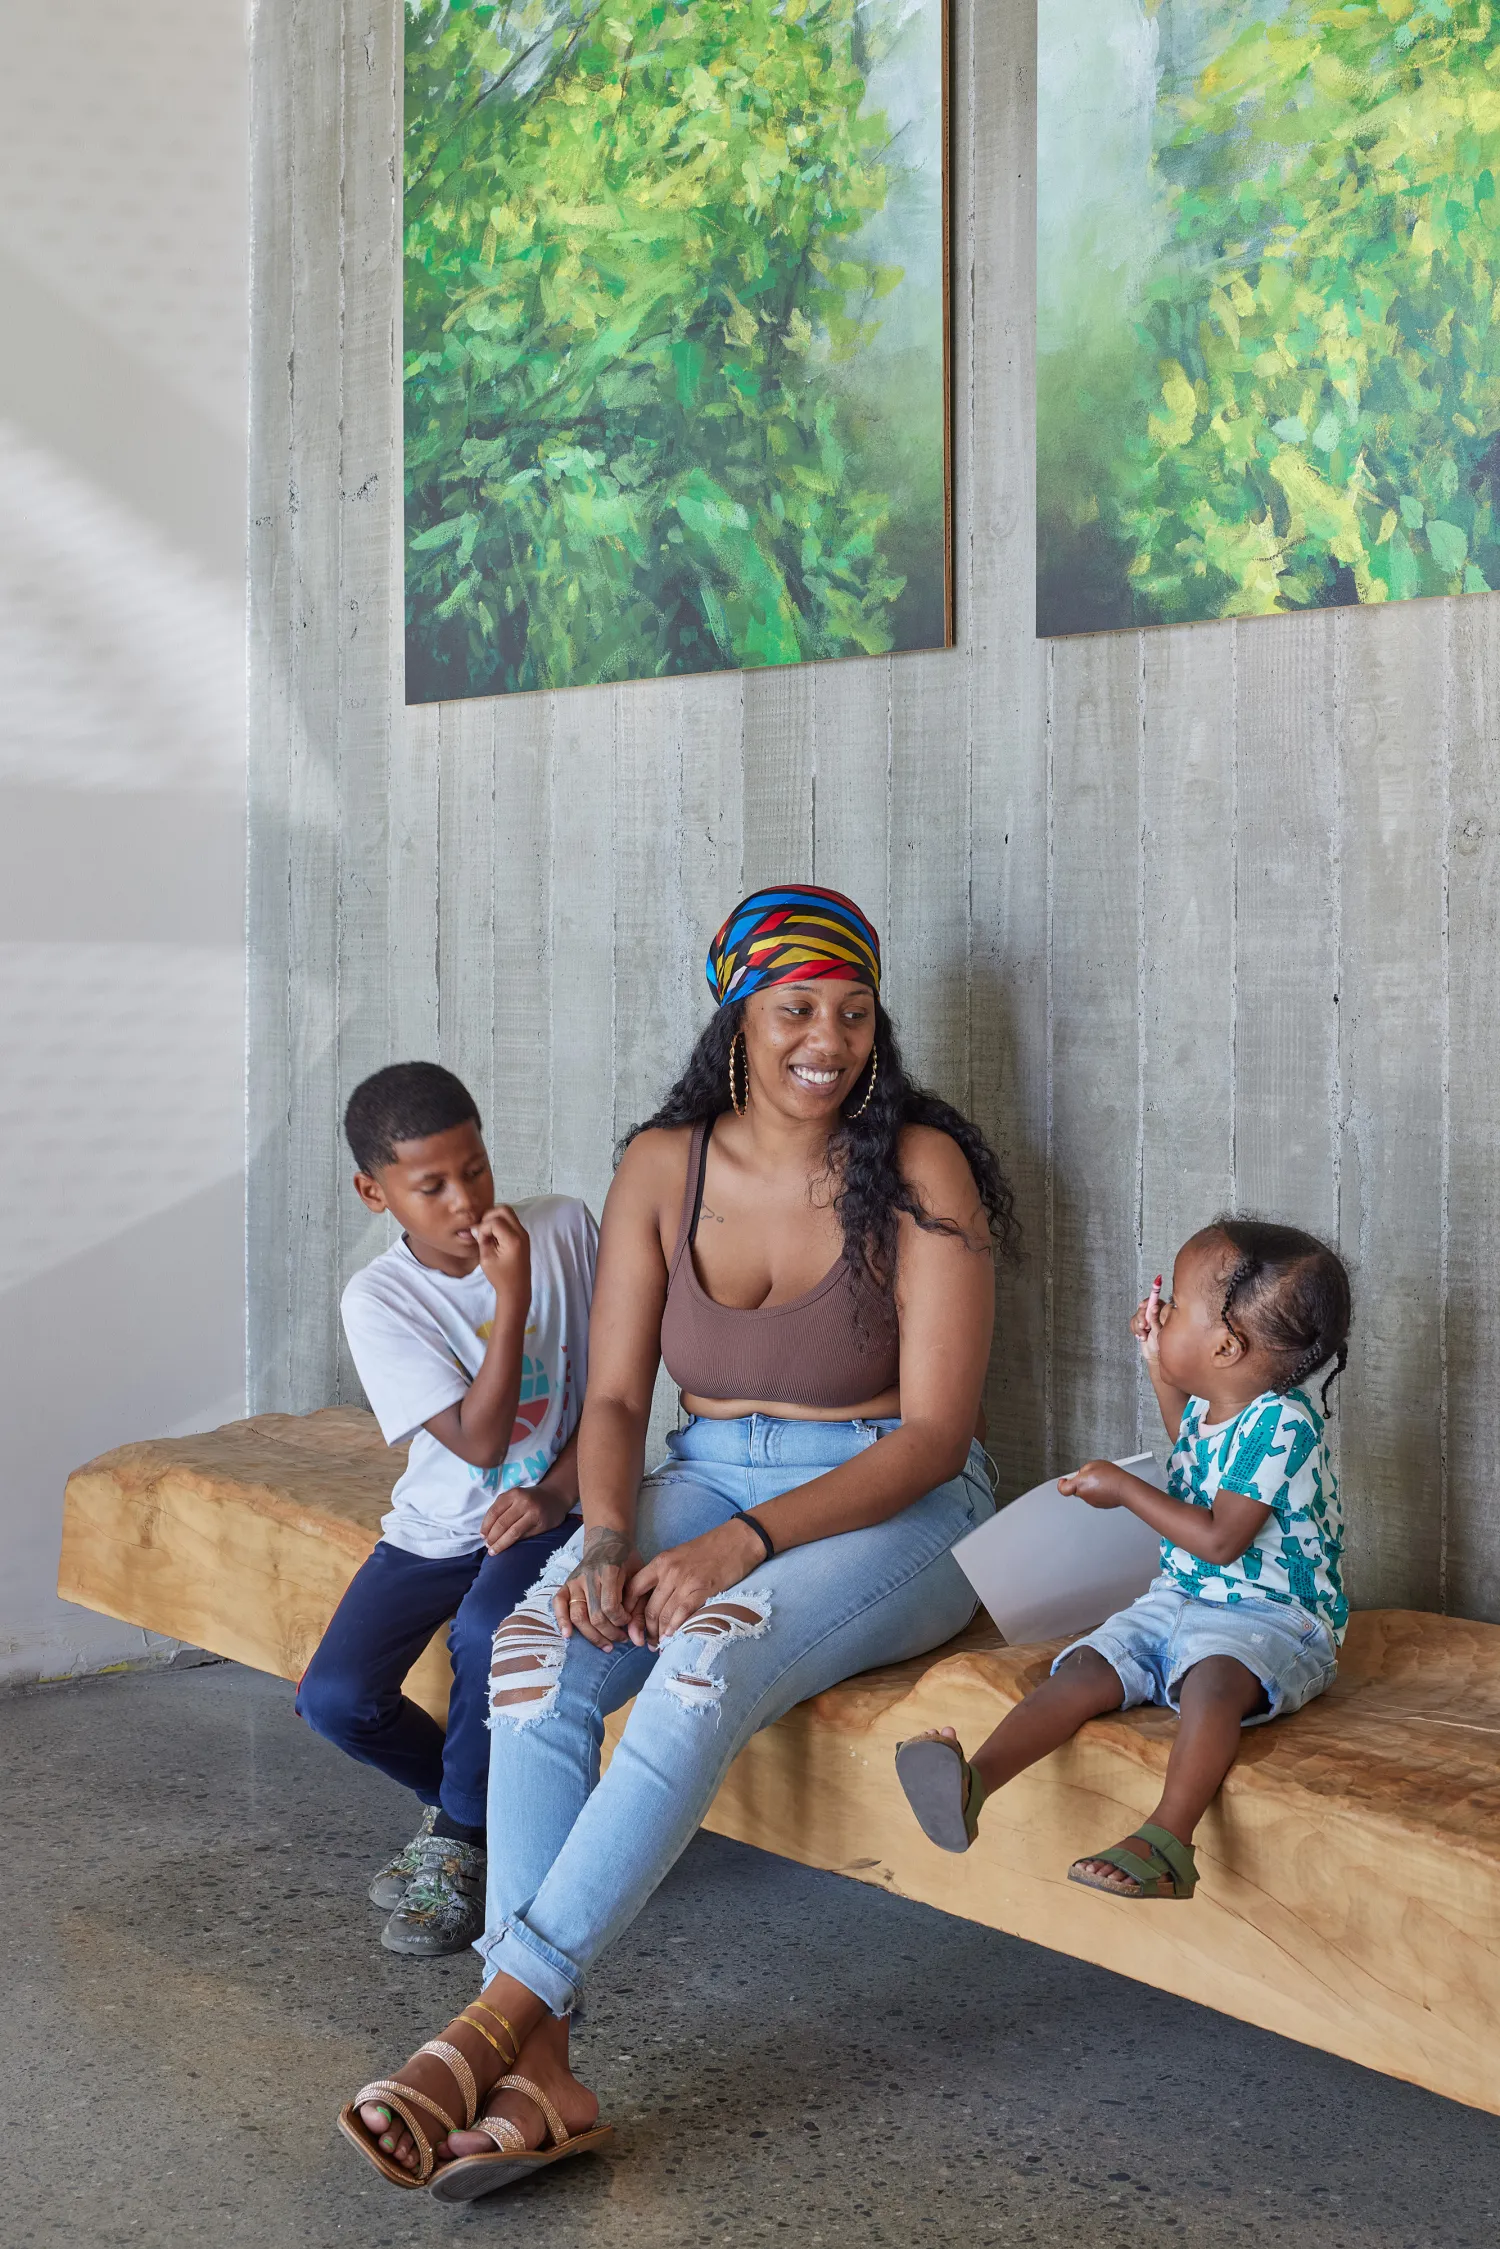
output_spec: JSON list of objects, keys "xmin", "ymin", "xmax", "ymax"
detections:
[
  {"xmin": 1038, "ymin": 0, "xmax": 1500, "ymax": 636},
  {"xmin": 403, "ymin": 1, "xmax": 952, "ymax": 703}
]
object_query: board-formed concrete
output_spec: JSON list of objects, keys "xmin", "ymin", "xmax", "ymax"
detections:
[
  {"xmin": 250, "ymin": 0, "xmax": 1500, "ymax": 1626},
  {"xmin": 61, "ymin": 1408, "xmax": 1500, "ymax": 2117},
  {"xmin": 6, "ymin": 1660, "xmax": 1498, "ymax": 2249}
]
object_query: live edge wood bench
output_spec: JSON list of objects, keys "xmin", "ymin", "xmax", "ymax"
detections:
[{"xmin": 60, "ymin": 1408, "xmax": 1500, "ymax": 2118}]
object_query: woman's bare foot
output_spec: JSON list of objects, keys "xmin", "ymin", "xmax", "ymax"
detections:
[
  {"xmin": 445, "ymin": 2015, "xmax": 600, "ymax": 2159},
  {"xmin": 354, "ymin": 1977, "xmax": 546, "ymax": 2174}
]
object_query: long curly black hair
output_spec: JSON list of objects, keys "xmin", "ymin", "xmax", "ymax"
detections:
[{"xmin": 622, "ymin": 999, "xmax": 1020, "ymax": 1292}]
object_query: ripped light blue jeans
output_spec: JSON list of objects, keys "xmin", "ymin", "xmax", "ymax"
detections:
[{"xmin": 477, "ymin": 1413, "xmax": 994, "ymax": 2014}]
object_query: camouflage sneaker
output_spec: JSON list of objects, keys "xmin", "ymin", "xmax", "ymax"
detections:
[
  {"xmin": 380, "ymin": 1832, "xmax": 487, "ymax": 1956},
  {"xmin": 367, "ymin": 1806, "xmax": 437, "ymax": 1911}
]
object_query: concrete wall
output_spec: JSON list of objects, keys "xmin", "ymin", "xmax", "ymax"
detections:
[
  {"xmin": 0, "ymin": 3, "xmax": 249, "ymax": 1685},
  {"xmin": 250, "ymin": 0, "xmax": 1500, "ymax": 1621}
]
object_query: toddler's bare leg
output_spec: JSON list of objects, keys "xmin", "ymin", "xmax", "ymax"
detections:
[
  {"xmin": 902, "ymin": 1652, "xmax": 1124, "ymax": 1846},
  {"xmin": 1074, "ymin": 1654, "xmax": 1264, "ymax": 1892},
  {"xmin": 966, "ymin": 1648, "xmax": 1127, "ymax": 1792}
]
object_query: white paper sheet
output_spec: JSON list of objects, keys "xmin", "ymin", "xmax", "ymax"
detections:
[{"xmin": 953, "ymin": 1454, "xmax": 1167, "ymax": 1646}]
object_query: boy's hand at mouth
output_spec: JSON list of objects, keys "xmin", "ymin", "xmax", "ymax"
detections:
[
  {"xmin": 1058, "ymin": 1461, "xmax": 1127, "ymax": 1509},
  {"xmin": 473, "ymin": 1204, "xmax": 532, "ymax": 1310}
]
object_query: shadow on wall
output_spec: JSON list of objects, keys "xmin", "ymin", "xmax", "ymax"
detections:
[
  {"xmin": 0, "ymin": 1178, "xmax": 246, "ymax": 1683},
  {"xmin": 0, "ymin": 420, "xmax": 248, "ymax": 1686},
  {"xmin": 0, "ymin": 0, "xmax": 251, "ymax": 1687}
]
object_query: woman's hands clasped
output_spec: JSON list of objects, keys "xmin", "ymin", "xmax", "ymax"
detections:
[
  {"xmin": 627, "ymin": 1520, "xmax": 764, "ymax": 1647},
  {"xmin": 553, "ymin": 1520, "xmax": 763, "ymax": 1650},
  {"xmin": 553, "ymin": 1527, "xmax": 642, "ymax": 1648}
]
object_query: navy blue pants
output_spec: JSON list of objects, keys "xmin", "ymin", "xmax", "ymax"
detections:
[{"xmin": 295, "ymin": 1524, "xmax": 577, "ymax": 1830}]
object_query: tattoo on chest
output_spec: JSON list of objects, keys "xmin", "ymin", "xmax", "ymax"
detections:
[{"xmin": 699, "ymin": 1204, "xmax": 725, "ymax": 1223}]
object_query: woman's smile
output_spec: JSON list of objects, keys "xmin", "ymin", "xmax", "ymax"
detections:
[{"xmin": 788, "ymin": 1062, "xmax": 844, "ymax": 1089}]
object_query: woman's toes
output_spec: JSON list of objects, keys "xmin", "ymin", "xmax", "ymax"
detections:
[
  {"xmin": 358, "ymin": 2101, "xmax": 415, "ymax": 2166},
  {"xmin": 444, "ymin": 2127, "xmax": 494, "ymax": 2158}
]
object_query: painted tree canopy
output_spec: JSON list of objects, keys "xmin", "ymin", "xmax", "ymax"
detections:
[
  {"xmin": 404, "ymin": 0, "xmax": 949, "ymax": 702},
  {"xmin": 1038, "ymin": 0, "xmax": 1500, "ymax": 634}
]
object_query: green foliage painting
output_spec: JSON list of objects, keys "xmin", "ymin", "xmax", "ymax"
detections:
[
  {"xmin": 1038, "ymin": 0, "xmax": 1500, "ymax": 635},
  {"xmin": 404, "ymin": 0, "xmax": 951, "ymax": 702}
]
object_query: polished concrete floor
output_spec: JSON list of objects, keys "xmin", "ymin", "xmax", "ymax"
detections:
[{"xmin": 5, "ymin": 1661, "xmax": 1495, "ymax": 2248}]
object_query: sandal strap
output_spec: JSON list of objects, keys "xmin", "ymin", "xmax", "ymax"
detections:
[
  {"xmin": 1088, "ymin": 1842, "xmax": 1166, "ymax": 1890},
  {"xmin": 418, "ymin": 2040, "xmax": 478, "ymax": 2127},
  {"xmin": 1133, "ymin": 1823, "xmax": 1197, "ymax": 1891},
  {"xmin": 352, "ymin": 2080, "xmax": 446, "ymax": 2183},
  {"xmin": 355, "ymin": 2076, "xmax": 459, "ymax": 2140},
  {"xmin": 961, "ymin": 1758, "xmax": 986, "ymax": 1840},
  {"xmin": 459, "ymin": 2007, "xmax": 515, "ymax": 2064},
  {"xmin": 472, "ymin": 2112, "xmax": 528, "ymax": 2156},
  {"xmin": 469, "ymin": 2000, "xmax": 521, "ymax": 2058},
  {"xmin": 493, "ymin": 2072, "xmax": 571, "ymax": 2147}
]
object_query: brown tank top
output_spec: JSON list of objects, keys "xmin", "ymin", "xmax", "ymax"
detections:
[{"xmin": 660, "ymin": 1119, "xmax": 900, "ymax": 1410}]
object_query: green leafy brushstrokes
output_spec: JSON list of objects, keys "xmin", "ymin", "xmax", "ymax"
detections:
[
  {"xmin": 1042, "ymin": 0, "xmax": 1500, "ymax": 630},
  {"xmin": 404, "ymin": 0, "xmax": 917, "ymax": 698}
]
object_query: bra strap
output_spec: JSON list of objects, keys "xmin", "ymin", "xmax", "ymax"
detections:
[{"xmin": 669, "ymin": 1118, "xmax": 714, "ymax": 1271}]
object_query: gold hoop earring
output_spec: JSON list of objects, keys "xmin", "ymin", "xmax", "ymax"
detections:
[
  {"xmin": 847, "ymin": 1045, "xmax": 878, "ymax": 1120},
  {"xmin": 729, "ymin": 1030, "xmax": 749, "ymax": 1118}
]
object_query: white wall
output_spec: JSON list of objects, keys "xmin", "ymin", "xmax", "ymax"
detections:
[{"xmin": 0, "ymin": 2, "xmax": 249, "ymax": 1685}]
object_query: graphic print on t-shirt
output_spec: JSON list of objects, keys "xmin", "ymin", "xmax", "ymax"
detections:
[{"xmin": 475, "ymin": 1349, "xmax": 558, "ymax": 1495}]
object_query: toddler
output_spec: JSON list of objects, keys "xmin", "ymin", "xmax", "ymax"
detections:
[{"xmin": 895, "ymin": 1218, "xmax": 1351, "ymax": 1899}]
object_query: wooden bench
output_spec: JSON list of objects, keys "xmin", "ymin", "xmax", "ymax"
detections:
[{"xmin": 60, "ymin": 1408, "xmax": 1500, "ymax": 2118}]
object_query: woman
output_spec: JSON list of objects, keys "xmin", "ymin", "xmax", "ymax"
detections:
[{"xmin": 341, "ymin": 883, "xmax": 1018, "ymax": 2201}]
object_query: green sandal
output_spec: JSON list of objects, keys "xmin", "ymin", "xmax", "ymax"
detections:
[
  {"xmin": 1067, "ymin": 1821, "xmax": 1198, "ymax": 1900},
  {"xmin": 894, "ymin": 1735, "xmax": 987, "ymax": 1854}
]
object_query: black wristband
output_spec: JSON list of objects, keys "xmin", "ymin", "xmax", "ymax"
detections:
[{"xmin": 740, "ymin": 1511, "xmax": 776, "ymax": 1562}]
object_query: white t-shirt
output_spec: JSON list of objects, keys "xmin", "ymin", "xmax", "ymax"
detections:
[{"xmin": 341, "ymin": 1195, "xmax": 598, "ymax": 1558}]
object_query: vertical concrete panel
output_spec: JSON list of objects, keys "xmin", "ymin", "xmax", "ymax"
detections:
[
  {"xmin": 967, "ymin": 0, "xmax": 1049, "ymax": 1491},
  {"xmin": 282, "ymin": 0, "xmax": 345, "ymax": 1413},
  {"xmin": 1139, "ymin": 627, "xmax": 1236, "ymax": 1446},
  {"xmin": 387, "ymin": 702, "xmax": 441, "ymax": 1065},
  {"xmin": 549, "ymin": 688, "xmax": 617, "ymax": 1223},
  {"xmin": 1337, "ymin": 602, "xmax": 1446, "ymax": 1612},
  {"xmin": 491, "ymin": 695, "xmax": 554, "ymax": 1198},
  {"xmin": 1233, "ymin": 610, "xmax": 1339, "ymax": 1237},
  {"xmin": 614, "ymin": 682, "xmax": 688, "ymax": 1145},
  {"xmin": 436, "ymin": 698, "xmax": 498, "ymax": 1126},
  {"xmin": 677, "ymin": 669, "xmax": 746, "ymax": 1031},
  {"xmin": 814, "ymin": 657, "xmax": 891, "ymax": 931},
  {"xmin": 1048, "ymin": 634, "xmax": 1143, "ymax": 1468},
  {"xmin": 248, "ymin": 0, "xmax": 295, "ymax": 1413},
  {"xmin": 334, "ymin": 0, "xmax": 401, "ymax": 1399},
  {"xmin": 743, "ymin": 667, "xmax": 815, "ymax": 889},
  {"xmin": 1445, "ymin": 597, "xmax": 1500, "ymax": 1619}
]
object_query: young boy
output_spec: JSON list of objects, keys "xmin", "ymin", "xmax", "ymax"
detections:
[
  {"xmin": 296, "ymin": 1062, "xmax": 596, "ymax": 1956},
  {"xmin": 895, "ymin": 1218, "xmax": 1352, "ymax": 1899}
]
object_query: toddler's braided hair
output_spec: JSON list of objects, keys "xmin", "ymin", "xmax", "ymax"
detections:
[{"xmin": 1212, "ymin": 1217, "xmax": 1352, "ymax": 1414}]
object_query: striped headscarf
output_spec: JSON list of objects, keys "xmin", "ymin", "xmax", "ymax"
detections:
[{"xmin": 705, "ymin": 884, "xmax": 881, "ymax": 1007}]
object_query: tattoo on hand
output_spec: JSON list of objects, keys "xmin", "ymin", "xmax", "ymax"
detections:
[{"xmin": 577, "ymin": 1528, "xmax": 631, "ymax": 1574}]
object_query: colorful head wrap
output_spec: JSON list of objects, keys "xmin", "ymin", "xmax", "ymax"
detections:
[{"xmin": 705, "ymin": 884, "xmax": 881, "ymax": 1008}]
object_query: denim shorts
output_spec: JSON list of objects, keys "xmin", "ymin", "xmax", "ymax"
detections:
[{"xmin": 1053, "ymin": 1576, "xmax": 1339, "ymax": 1727}]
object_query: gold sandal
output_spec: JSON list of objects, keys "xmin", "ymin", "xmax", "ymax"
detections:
[
  {"xmin": 428, "ymin": 2072, "xmax": 615, "ymax": 2205},
  {"xmin": 337, "ymin": 2007, "xmax": 519, "ymax": 2190}
]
